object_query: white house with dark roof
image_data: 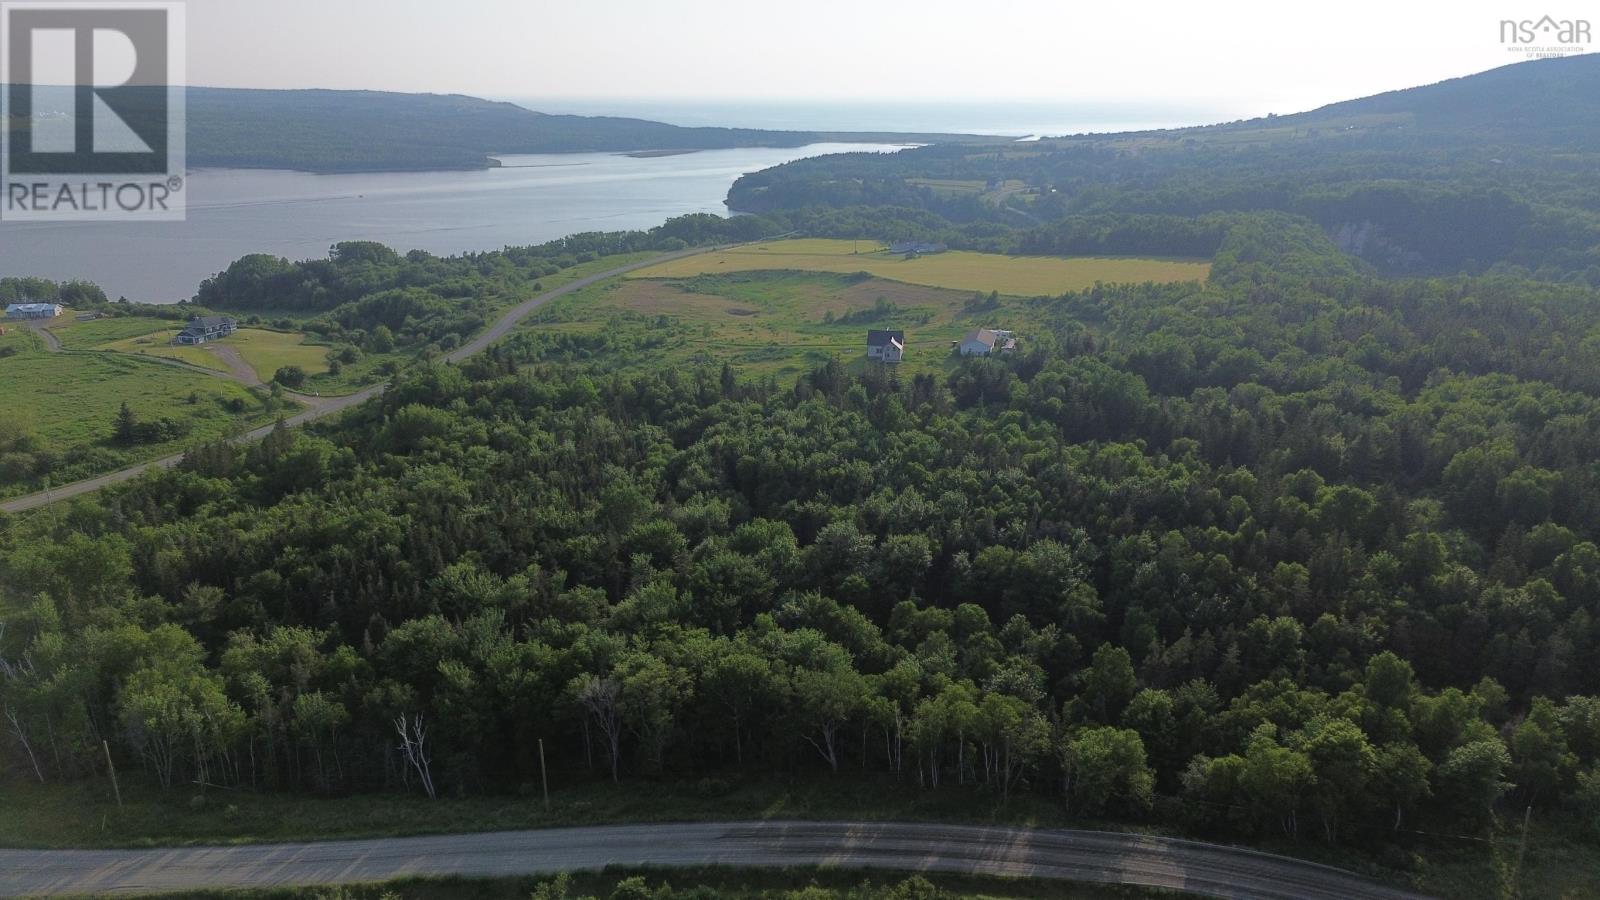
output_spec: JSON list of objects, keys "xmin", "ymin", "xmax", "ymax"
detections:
[{"xmin": 866, "ymin": 329, "xmax": 904, "ymax": 363}]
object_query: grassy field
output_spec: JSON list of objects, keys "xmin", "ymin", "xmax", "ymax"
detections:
[
  {"xmin": 630, "ymin": 240, "xmax": 1210, "ymax": 297},
  {"xmin": 46, "ymin": 314, "xmax": 179, "ymax": 350},
  {"xmin": 538, "ymin": 271, "xmax": 1047, "ymax": 380},
  {"xmin": 4, "ymin": 776, "xmax": 1582, "ymax": 899},
  {"xmin": 129, "ymin": 867, "xmax": 1176, "ymax": 900},
  {"xmin": 0, "ymin": 323, "xmax": 44, "ymax": 355},
  {"xmin": 95, "ymin": 328, "xmax": 232, "ymax": 371},
  {"xmin": 0, "ymin": 350, "xmax": 276, "ymax": 498},
  {"xmin": 227, "ymin": 328, "xmax": 332, "ymax": 380}
]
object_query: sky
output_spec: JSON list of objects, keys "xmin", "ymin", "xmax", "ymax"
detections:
[{"xmin": 182, "ymin": 0, "xmax": 1585, "ymax": 117}]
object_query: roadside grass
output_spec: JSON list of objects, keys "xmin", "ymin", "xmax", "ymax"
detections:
[
  {"xmin": 6, "ymin": 775, "xmax": 1572, "ymax": 898},
  {"xmin": 536, "ymin": 272, "xmax": 1047, "ymax": 381},
  {"xmin": 95, "ymin": 329, "xmax": 232, "ymax": 372},
  {"xmin": 0, "ymin": 351, "xmax": 277, "ymax": 498},
  {"xmin": 628, "ymin": 240, "xmax": 1211, "ymax": 297},
  {"xmin": 0, "ymin": 324, "xmax": 43, "ymax": 354},
  {"xmin": 226, "ymin": 328, "xmax": 332, "ymax": 381},
  {"xmin": 129, "ymin": 867, "xmax": 1180, "ymax": 900}
]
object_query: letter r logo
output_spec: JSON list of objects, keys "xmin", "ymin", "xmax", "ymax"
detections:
[{"xmin": 3, "ymin": 4, "xmax": 177, "ymax": 174}]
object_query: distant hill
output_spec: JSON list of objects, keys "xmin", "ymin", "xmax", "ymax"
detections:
[
  {"xmin": 724, "ymin": 55, "xmax": 1600, "ymax": 279},
  {"xmin": 1279, "ymin": 53, "xmax": 1600, "ymax": 145},
  {"xmin": 182, "ymin": 87, "xmax": 994, "ymax": 172}
]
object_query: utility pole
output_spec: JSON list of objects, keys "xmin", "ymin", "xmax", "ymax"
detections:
[
  {"xmin": 103, "ymin": 740, "xmax": 123, "ymax": 812},
  {"xmin": 538, "ymin": 738, "xmax": 550, "ymax": 812}
]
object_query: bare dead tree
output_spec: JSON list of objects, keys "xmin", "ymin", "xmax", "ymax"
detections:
[
  {"xmin": 394, "ymin": 713, "xmax": 437, "ymax": 800},
  {"xmin": 4, "ymin": 704, "xmax": 44, "ymax": 783},
  {"xmin": 574, "ymin": 676, "xmax": 622, "ymax": 783},
  {"xmin": 0, "ymin": 626, "xmax": 44, "ymax": 784}
]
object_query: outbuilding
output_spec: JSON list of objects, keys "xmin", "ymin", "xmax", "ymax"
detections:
[{"xmin": 5, "ymin": 302, "xmax": 63, "ymax": 319}]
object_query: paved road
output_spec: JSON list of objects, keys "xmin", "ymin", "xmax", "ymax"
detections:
[
  {"xmin": 0, "ymin": 248, "xmax": 704, "ymax": 515},
  {"xmin": 0, "ymin": 820, "xmax": 1430, "ymax": 899}
]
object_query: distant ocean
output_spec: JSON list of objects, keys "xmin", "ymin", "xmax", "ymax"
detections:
[{"xmin": 493, "ymin": 97, "xmax": 1259, "ymax": 139}]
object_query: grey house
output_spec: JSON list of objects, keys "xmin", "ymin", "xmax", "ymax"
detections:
[
  {"xmin": 866, "ymin": 329, "xmax": 905, "ymax": 363},
  {"xmin": 175, "ymin": 316, "xmax": 237, "ymax": 345}
]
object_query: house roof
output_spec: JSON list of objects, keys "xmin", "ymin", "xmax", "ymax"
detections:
[
  {"xmin": 962, "ymin": 328, "xmax": 997, "ymax": 347},
  {"xmin": 6, "ymin": 302, "xmax": 59, "ymax": 312},
  {"xmin": 866, "ymin": 329, "xmax": 905, "ymax": 347},
  {"xmin": 888, "ymin": 241, "xmax": 947, "ymax": 254}
]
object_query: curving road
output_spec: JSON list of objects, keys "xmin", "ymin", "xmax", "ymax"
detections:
[
  {"xmin": 0, "ymin": 247, "xmax": 707, "ymax": 515},
  {"xmin": 24, "ymin": 322, "xmax": 63, "ymax": 352},
  {"xmin": 0, "ymin": 820, "xmax": 1430, "ymax": 899}
]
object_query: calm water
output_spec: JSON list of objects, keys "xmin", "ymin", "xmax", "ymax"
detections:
[{"xmin": 0, "ymin": 143, "xmax": 909, "ymax": 302}]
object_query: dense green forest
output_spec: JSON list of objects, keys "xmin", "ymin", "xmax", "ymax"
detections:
[
  {"xmin": 727, "ymin": 56, "xmax": 1600, "ymax": 283},
  {"xmin": 10, "ymin": 57, "xmax": 1600, "ymax": 898},
  {"xmin": 183, "ymin": 89, "xmax": 985, "ymax": 172},
  {"xmin": 5, "ymin": 206, "xmax": 1600, "ymax": 877}
]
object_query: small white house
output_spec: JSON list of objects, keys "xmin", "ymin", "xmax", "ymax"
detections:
[
  {"xmin": 866, "ymin": 329, "xmax": 905, "ymax": 363},
  {"xmin": 959, "ymin": 328, "xmax": 1017, "ymax": 357},
  {"xmin": 5, "ymin": 302, "xmax": 63, "ymax": 320}
]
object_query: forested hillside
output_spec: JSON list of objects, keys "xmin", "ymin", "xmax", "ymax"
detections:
[
  {"xmin": 727, "ymin": 56, "xmax": 1600, "ymax": 282},
  {"xmin": 5, "ymin": 211, "xmax": 1600, "ymax": 890},
  {"xmin": 184, "ymin": 88, "xmax": 985, "ymax": 172}
]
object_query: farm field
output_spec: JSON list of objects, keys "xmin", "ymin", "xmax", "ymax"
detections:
[
  {"xmin": 534, "ymin": 270, "xmax": 1051, "ymax": 380},
  {"xmin": 630, "ymin": 239, "xmax": 1211, "ymax": 296}
]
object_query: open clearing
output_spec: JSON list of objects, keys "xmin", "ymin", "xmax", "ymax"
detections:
[
  {"xmin": 95, "ymin": 328, "xmax": 232, "ymax": 371},
  {"xmin": 631, "ymin": 239, "xmax": 1211, "ymax": 296},
  {"xmin": 223, "ymin": 328, "xmax": 331, "ymax": 380},
  {"xmin": 0, "ymin": 351, "xmax": 273, "ymax": 497},
  {"xmin": 91, "ymin": 326, "xmax": 331, "ymax": 381},
  {"xmin": 539, "ymin": 271, "xmax": 1051, "ymax": 380},
  {"xmin": 46, "ymin": 315, "xmax": 177, "ymax": 350}
]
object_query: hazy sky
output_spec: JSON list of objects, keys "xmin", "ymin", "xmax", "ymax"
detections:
[{"xmin": 184, "ymin": 0, "xmax": 1578, "ymax": 115}]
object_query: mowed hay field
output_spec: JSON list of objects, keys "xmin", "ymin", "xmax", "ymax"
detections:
[{"xmin": 631, "ymin": 238, "xmax": 1212, "ymax": 295}]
